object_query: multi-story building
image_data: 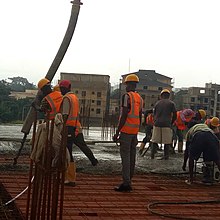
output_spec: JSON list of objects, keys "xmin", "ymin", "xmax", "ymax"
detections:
[
  {"xmin": 120, "ymin": 70, "xmax": 173, "ymax": 110},
  {"xmin": 60, "ymin": 72, "xmax": 110, "ymax": 126},
  {"xmin": 175, "ymin": 83, "xmax": 220, "ymax": 117}
]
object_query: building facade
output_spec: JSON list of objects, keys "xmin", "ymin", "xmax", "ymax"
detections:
[
  {"xmin": 120, "ymin": 70, "xmax": 173, "ymax": 110},
  {"xmin": 60, "ymin": 72, "xmax": 110, "ymax": 126},
  {"xmin": 177, "ymin": 83, "xmax": 220, "ymax": 117}
]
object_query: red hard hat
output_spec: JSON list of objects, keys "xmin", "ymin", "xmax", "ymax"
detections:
[{"xmin": 59, "ymin": 80, "xmax": 71, "ymax": 88}]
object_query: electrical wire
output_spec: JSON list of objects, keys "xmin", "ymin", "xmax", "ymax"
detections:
[
  {"xmin": 148, "ymin": 199, "xmax": 220, "ymax": 220},
  {"xmin": 2, "ymin": 176, "xmax": 34, "ymax": 207}
]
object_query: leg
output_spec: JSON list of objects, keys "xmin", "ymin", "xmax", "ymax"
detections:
[
  {"xmin": 164, "ymin": 144, "xmax": 170, "ymax": 160},
  {"xmin": 130, "ymin": 134, "xmax": 138, "ymax": 180},
  {"xmin": 74, "ymin": 133, "xmax": 98, "ymax": 166}
]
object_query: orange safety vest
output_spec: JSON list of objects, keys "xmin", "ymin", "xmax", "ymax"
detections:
[
  {"xmin": 63, "ymin": 93, "xmax": 81, "ymax": 136},
  {"xmin": 174, "ymin": 111, "xmax": 186, "ymax": 130},
  {"xmin": 146, "ymin": 113, "xmax": 154, "ymax": 126},
  {"xmin": 120, "ymin": 91, "xmax": 143, "ymax": 134},
  {"xmin": 45, "ymin": 91, "xmax": 63, "ymax": 120}
]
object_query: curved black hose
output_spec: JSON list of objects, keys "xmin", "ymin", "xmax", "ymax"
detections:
[{"xmin": 148, "ymin": 199, "xmax": 220, "ymax": 220}]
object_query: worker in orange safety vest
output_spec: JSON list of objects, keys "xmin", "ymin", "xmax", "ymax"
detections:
[
  {"xmin": 173, "ymin": 109, "xmax": 195, "ymax": 153},
  {"xmin": 113, "ymin": 74, "xmax": 143, "ymax": 192},
  {"xmin": 37, "ymin": 78, "xmax": 63, "ymax": 120}
]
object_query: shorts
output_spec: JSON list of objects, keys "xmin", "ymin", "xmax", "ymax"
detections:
[
  {"xmin": 151, "ymin": 126, "xmax": 173, "ymax": 144},
  {"xmin": 189, "ymin": 131, "xmax": 220, "ymax": 162}
]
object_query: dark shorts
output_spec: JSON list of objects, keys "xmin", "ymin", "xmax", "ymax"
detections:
[{"xmin": 189, "ymin": 131, "xmax": 220, "ymax": 162}]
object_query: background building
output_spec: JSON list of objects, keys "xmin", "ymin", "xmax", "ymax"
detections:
[
  {"xmin": 120, "ymin": 70, "xmax": 173, "ymax": 110},
  {"xmin": 174, "ymin": 83, "xmax": 220, "ymax": 117},
  {"xmin": 60, "ymin": 72, "xmax": 110, "ymax": 126}
]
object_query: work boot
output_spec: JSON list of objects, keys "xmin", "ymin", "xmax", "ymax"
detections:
[
  {"xmin": 65, "ymin": 161, "xmax": 76, "ymax": 186},
  {"xmin": 164, "ymin": 144, "xmax": 170, "ymax": 160},
  {"xmin": 151, "ymin": 143, "xmax": 157, "ymax": 159},
  {"xmin": 178, "ymin": 142, "xmax": 183, "ymax": 153}
]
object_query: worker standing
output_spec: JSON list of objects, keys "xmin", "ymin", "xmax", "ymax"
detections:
[
  {"xmin": 59, "ymin": 80, "xmax": 98, "ymax": 185},
  {"xmin": 113, "ymin": 74, "xmax": 143, "ymax": 192},
  {"xmin": 150, "ymin": 89, "xmax": 177, "ymax": 160},
  {"xmin": 173, "ymin": 109, "xmax": 194, "ymax": 153}
]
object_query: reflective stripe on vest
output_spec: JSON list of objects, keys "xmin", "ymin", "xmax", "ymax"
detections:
[
  {"xmin": 45, "ymin": 91, "xmax": 62, "ymax": 120},
  {"xmin": 64, "ymin": 93, "xmax": 79, "ymax": 127},
  {"xmin": 120, "ymin": 91, "xmax": 143, "ymax": 134}
]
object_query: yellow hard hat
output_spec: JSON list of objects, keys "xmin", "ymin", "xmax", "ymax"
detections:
[
  {"xmin": 53, "ymin": 84, "xmax": 60, "ymax": 92},
  {"xmin": 38, "ymin": 78, "xmax": 50, "ymax": 89},
  {"xmin": 210, "ymin": 117, "xmax": 219, "ymax": 127},
  {"xmin": 124, "ymin": 74, "xmax": 139, "ymax": 83},
  {"xmin": 198, "ymin": 109, "xmax": 206, "ymax": 119},
  {"xmin": 160, "ymin": 89, "xmax": 170, "ymax": 95}
]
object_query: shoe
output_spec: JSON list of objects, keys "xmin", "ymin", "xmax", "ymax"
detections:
[
  {"xmin": 91, "ymin": 159, "xmax": 98, "ymax": 166},
  {"xmin": 64, "ymin": 181, "xmax": 76, "ymax": 187},
  {"xmin": 114, "ymin": 184, "xmax": 132, "ymax": 192}
]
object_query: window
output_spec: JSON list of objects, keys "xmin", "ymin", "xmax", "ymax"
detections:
[
  {"xmin": 96, "ymin": 108, "xmax": 101, "ymax": 114},
  {"xmin": 204, "ymin": 98, "xmax": 208, "ymax": 103},
  {"xmin": 92, "ymin": 91, "xmax": 95, "ymax": 95},
  {"xmin": 158, "ymin": 87, "xmax": 163, "ymax": 91},
  {"xmin": 97, "ymin": 100, "xmax": 101, "ymax": 106},
  {"xmin": 75, "ymin": 90, "xmax": 78, "ymax": 94},
  {"xmin": 91, "ymin": 108, "xmax": 94, "ymax": 111},
  {"xmin": 97, "ymin": 92, "xmax": 101, "ymax": 98},
  {"xmin": 191, "ymin": 97, "xmax": 195, "ymax": 102},
  {"xmin": 92, "ymin": 100, "xmax": 95, "ymax": 103},
  {"xmin": 199, "ymin": 89, "xmax": 205, "ymax": 94},
  {"xmin": 82, "ymin": 91, "xmax": 86, "ymax": 97},
  {"xmin": 143, "ymin": 86, "xmax": 148, "ymax": 90}
]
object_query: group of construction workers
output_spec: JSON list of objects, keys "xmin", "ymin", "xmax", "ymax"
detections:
[
  {"xmin": 34, "ymin": 73, "xmax": 220, "ymax": 192},
  {"xmin": 34, "ymin": 78, "xmax": 98, "ymax": 187}
]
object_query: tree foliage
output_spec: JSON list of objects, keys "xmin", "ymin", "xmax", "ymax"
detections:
[{"xmin": 0, "ymin": 78, "xmax": 34, "ymax": 123}]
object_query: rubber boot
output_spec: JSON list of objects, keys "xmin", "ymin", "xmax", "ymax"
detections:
[
  {"xmin": 178, "ymin": 142, "xmax": 183, "ymax": 153},
  {"xmin": 139, "ymin": 142, "xmax": 145, "ymax": 155},
  {"xmin": 151, "ymin": 143, "xmax": 157, "ymax": 159},
  {"xmin": 65, "ymin": 161, "xmax": 76, "ymax": 186},
  {"xmin": 164, "ymin": 144, "xmax": 170, "ymax": 160}
]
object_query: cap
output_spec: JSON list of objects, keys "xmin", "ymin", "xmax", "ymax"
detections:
[
  {"xmin": 198, "ymin": 109, "xmax": 206, "ymax": 119},
  {"xmin": 124, "ymin": 74, "xmax": 139, "ymax": 83},
  {"xmin": 59, "ymin": 80, "xmax": 71, "ymax": 89},
  {"xmin": 38, "ymin": 78, "xmax": 50, "ymax": 89},
  {"xmin": 160, "ymin": 89, "xmax": 170, "ymax": 95},
  {"xmin": 210, "ymin": 117, "xmax": 220, "ymax": 127}
]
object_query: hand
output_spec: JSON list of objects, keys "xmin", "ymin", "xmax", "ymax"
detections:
[{"xmin": 113, "ymin": 131, "xmax": 119, "ymax": 142}]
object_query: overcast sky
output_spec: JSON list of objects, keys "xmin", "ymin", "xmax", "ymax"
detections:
[{"xmin": 0, "ymin": 0, "xmax": 220, "ymax": 88}]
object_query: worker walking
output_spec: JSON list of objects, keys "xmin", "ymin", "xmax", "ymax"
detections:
[
  {"xmin": 150, "ymin": 89, "xmax": 177, "ymax": 160},
  {"xmin": 173, "ymin": 109, "xmax": 194, "ymax": 153},
  {"xmin": 113, "ymin": 74, "xmax": 143, "ymax": 192},
  {"xmin": 59, "ymin": 80, "xmax": 98, "ymax": 186}
]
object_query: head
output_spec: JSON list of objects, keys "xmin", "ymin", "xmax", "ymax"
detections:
[
  {"xmin": 180, "ymin": 109, "xmax": 195, "ymax": 122},
  {"xmin": 37, "ymin": 78, "xmax": 52, "ymax": 96},
  {"xmin": 124, "ymin": 74, "xmax": 139, "ymax": 92},
  {"xmin": 53, "ymin": 84, "xmax": 60, "ymax": 92},
  {"xmin": 59, "ymin": 80, "xmax": 71, "ymax": 95},
  {"xmin": 160, "ymin": 89, "xmax": 170, "ymax": 99}
]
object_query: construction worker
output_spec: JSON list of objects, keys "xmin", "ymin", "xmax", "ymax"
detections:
[
  {"xmin": 187, "ymin": 109, "xmax": 206, "ymax": 129},
  {"xmin": 184, "ymin": 120, "xmax": 220, "ymax": 184},
  {"xmin": 37, "ymin": 78, "xmax": 63, "ymax": 120},
  {"xmin": 139, "ymin": 109, "xmax": 155, "ymax": 156},
  {"xmin": 53, "ymin": 84, "xmax": 61, "ymax": 92},
  {"xmin": 150, "ymin": 89, "xmax": 177, "ymax": 160},
  {"xmin": 59, "ymin": 80, "xmax": 98, "ymax": 186},
  {"xmin": 173, "ymin": 109, "xmax": 194, "ymax": 153},
  {"xmin": 205, "ymin": 117, "xmax": 220, "ymax": 139},
  {"xmin": 113, "ymin": 74, "xmax": 143, "ymax": 192}
]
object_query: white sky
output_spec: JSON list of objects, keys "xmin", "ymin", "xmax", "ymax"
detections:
[{"xmin": 0, "ymin": 0, "xmax": 220, "ymax": 88}]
